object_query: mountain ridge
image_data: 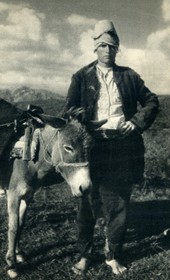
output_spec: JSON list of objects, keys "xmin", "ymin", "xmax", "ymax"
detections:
[{"xmin": 0, "ymin": 86, "xmax": 65, "ymax": 103}]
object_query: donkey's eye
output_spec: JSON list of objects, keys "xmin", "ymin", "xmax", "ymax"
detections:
[{"xmin": 63, "ymin": 145, "xmax": 74, "ymax": 153}]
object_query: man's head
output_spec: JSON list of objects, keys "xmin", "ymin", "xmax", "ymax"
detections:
[{"xmin": 92, "ymin": 20, "xmax": 119, "ymax": 67}]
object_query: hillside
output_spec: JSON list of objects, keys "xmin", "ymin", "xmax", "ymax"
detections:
[
  {"xmin": 150, "ymin": 95, "xmax": 170, "ymax": 129},
  {"xmin": 0, "ymin": 86, "xmax": 65, "ymax": 116},
  {"xmin": 142, "ymin": 95, "xmax": 170, "ymax": 179},
  {"xmin": 0, "ymin": 86, "xmax": 65, "ymax": 104}
]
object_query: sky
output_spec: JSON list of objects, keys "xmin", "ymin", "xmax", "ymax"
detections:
[{"xmin": 0, "ymin": 0, "xmax": 170, "ymax": 96}]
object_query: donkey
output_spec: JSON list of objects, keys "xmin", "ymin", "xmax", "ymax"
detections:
[{"xmin": 4, "ymin": 107, "xmax": 106, "ymax": 278}]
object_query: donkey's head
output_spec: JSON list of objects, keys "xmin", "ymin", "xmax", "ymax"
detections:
[{"xmin": 39, "ymin": 107, "xmax": 106, "ymax": 197}]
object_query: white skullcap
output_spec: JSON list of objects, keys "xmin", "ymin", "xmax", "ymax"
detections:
[
  {"xmin": 92, "ymin": 20, "xmax": 119, "ymax": 51},
  {"xmin": 92, "ymin": 20, "xmax": 118, "ymax": 39}
]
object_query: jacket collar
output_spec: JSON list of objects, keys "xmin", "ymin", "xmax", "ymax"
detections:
[{"xmin": 84, "ymin": 60, "xmax": 122, "ymax": 85}]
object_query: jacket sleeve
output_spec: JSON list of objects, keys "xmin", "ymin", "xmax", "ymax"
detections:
[
  {"xmin": 61, "ymin": 74, "xmax": 81, "ymax": 116},
  {"xmin": 130, "ymin": 73, "xmax": 159, "ymax": 133}
]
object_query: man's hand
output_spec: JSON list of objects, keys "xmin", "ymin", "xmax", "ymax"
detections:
[{"xmin": 118, "ymin": 121, "xmax": 136, "ymax": 136}]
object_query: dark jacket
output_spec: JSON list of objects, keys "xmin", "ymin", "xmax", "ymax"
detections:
[
  {"xmin": 64, "ymin": 61, "xmax": 159, "ymax": 132},
  {"xmin": 64, "ymin": 61, "xmax": 159, "ymax": 183}
]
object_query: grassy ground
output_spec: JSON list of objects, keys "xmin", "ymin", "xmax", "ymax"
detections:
[
  {"xmin": 0, "ymin": 95, "xmax": 170, "ymax": 279},
  {"xmin": 0, "ymin": 180, "xmax": 170, "ymax": 280}
]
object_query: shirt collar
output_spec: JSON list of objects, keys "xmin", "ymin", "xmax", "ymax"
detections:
[
  {"xmin": 96, "ymin": 64, "xmax": 112, "ymax": 74},
  {"xmin": 96, "ymin": 64, "xmax": 113, "ymax": 82}
]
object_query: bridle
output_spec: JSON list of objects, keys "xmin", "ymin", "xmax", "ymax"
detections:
[
  {"xmin": 57, "ymin": 130, "xmax": 89, "ymax": 168},
  {"xmin": 40, "ymin": 129, "xmax": 89, "ymax": 170}
]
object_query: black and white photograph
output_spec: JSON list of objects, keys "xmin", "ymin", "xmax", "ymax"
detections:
[{"xmin": 0, "ymin": 0, "xmax": 170, "ymax": 279}]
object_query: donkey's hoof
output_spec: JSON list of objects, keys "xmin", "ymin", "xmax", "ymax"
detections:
[
  {"xmin": 106, "ymin": 259, "xmax": 127, "ymax": 275},
  {"xmin": 0, "ymin": 188, "xmax": 5, "ymax": 197},
  {"xmin": 72, "ymin": 257, "xmax": 89, "ymax": 275},
  {"xmin": 7, "ymin": 268, "xmax": 18, "ymax": 278},
  {"xmin": 16, "ymin": 252, "xmax": 25, "ymax": 263}
]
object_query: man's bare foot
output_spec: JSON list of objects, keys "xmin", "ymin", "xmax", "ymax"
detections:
[
  {"xmin": 72, "ymin": 257, "xmax": 89, "ymax": 275},
  {"xmin": 106, "ymin": 259, "xmax": 127, "ymax": 275},
  {"xmin": 163, "ymin": 228, "xmax": 170, "ymax": 237}
]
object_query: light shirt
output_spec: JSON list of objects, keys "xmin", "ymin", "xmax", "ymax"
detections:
[{"xmin": 95, "ymin": 64, "xmax": 125, "ymax": 129}]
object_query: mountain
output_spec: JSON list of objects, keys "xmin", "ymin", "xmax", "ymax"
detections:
[
  {"xmin": 0, "ymin": 86, "xmax": 65, "ymax": 103},
  {"xmin": 0, "ymin": 86, "xmax": 65, "ymax": 116},
  {"xmin": 0, "ymin": 89, "xmax": 13, "ymax": 103}
]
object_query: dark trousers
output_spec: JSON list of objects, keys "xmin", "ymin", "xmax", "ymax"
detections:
[{"xmin": 76, "ymin": 137, "xmax": 135, "ymax": 260}]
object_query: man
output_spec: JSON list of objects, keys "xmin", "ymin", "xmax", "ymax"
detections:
[{"xmin": 63, "ymin": 20, "xmax": 159, "ymax": 275}]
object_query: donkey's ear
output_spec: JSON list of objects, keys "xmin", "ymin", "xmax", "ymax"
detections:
[
  {"xmin": 85, "ymin": 119, "xmax": 108, "ymax": 130},
  {"xmin": 38, "ymin": 114, "xmax": 66, "ymax": 128},
  {"xmin": 47, "ymin": 117, "xmax": 67, "ymax": 128}
]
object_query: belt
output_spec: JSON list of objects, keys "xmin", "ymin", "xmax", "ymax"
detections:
[{"xmin": 90, "ymin": 129, "xmax": 121, "ymax": 139}]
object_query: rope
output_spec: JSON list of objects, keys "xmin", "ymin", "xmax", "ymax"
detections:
[
  {"xmin": 0, "ymin": 121, "xmax": 15, "ymax": 128},
  {"xmin": 39, "ymin": 129, "xmax": 89, "ymax": 168},
  {"xmin": 0, "ymin": 119, "xmax": 18, "ymax": 133},
  {"xmin": 39, "ymin": 130, "xmax": 58, "ymax": 165}
]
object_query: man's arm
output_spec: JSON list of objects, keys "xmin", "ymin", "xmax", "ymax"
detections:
[
  {"xmin": 130, "ymin": 73, "xmax": 159, "ymax": 133},
  {"xmin": 62, "ymin": 74, "xmax": 81, "ymax": 116}
]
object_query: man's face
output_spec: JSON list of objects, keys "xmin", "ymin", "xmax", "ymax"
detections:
[{"xmin": 96, "ymin": 43, "xmax": 117, "ymax": 67}]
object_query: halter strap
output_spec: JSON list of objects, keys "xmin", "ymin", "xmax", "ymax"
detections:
[
  {"xmin": 57, "ymin": 130, "xmax": 89, "ymax": 167},
  {"xmin": 40, "ymin": 129, "xmax": 89, "ymax": 168}
]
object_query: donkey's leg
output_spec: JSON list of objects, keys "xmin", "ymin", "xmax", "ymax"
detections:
[
  {"xmin": 72, "ymin": 195, "xmax": 95, "ymax": 275},
  {"xmin": 16, "ymin": 199, "xmax": 30, "ymax": 263},
  {"xmin": 6, "ymin": 190, "xmax": 21, "ymax": 278}
]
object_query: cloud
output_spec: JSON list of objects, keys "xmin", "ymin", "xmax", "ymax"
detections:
[
  {"xmin": 46, "ymin": 33, "xmax": 60, "ymax": 49},
  {"xmin": 0, "ymin": 5, "xmax": 99, "ymax": 93},
  {"xmin": 0, "ymin": 2, "xmax": 21, "ymax": 11},
  {"xmin": 0, "ymin": 6, "xmax": 43, "ymax": 41},
  {"xmin": 162, "ymin": 0, "xmax": 170, "ymax": 21},
  {"xmin": 67, "ymin": 14, "xmax": 96, "ymax": 26},
  {"xmin": 0, "ymin": 2, "xmax": 73, "ymax": 93},
  {"xmin": 146, "ymin": 27, "xmax": 170, "ymax": 58},
  {"xmin": 7, "ymin": 8, "xmax": 43, "ymax": 41},
  {"xmin": 0, "ymin": 2, "xmax": 169, "ymax": 96},
  {"xmin": 117, "ymin": 42, "xmax": 170, "ymax": 94},
  {"xmin": 74, "ymin": 29, "xmax": 96, "ymax": 66},
  {"xmin": 78, "ymin": 29, "xmax": 94, "ymax": 53}
]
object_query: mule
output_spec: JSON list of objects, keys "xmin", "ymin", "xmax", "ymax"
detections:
[{"xmin": 4, "ymin": 107, "xmax": 106, "ymax": 278}]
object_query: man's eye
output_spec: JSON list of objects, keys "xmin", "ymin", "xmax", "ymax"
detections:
[{"xmin": 110, "ymin": 46, "xmax": 117, "ymax": 51}]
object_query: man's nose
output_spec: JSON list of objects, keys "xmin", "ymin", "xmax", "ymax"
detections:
[
  {"xmin": 105, "ymin": 45, "xmax": 110, "ymax": 51},
  {"xmin": 105, "ymin": 45, "xmax": 113, "ymax": 52}
]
